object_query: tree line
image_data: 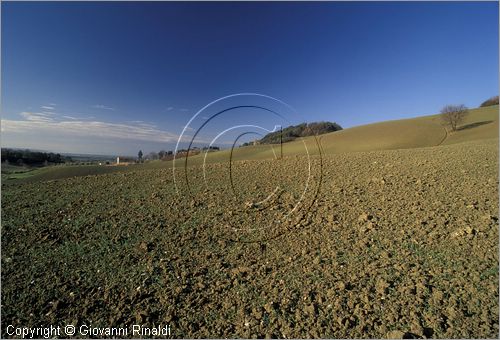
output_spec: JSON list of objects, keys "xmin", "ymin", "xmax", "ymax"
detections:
[
  {"xmin": 480, "ymin": 96, "xmax": 499, "ymax": 107},
  {"xmin": 1, "ymin": 148, "xmax": 72, "ymax": 166},
  {"xmin": 139, "ymin": 146, "xmax": 220, "ymax": 161},
  {"xmin": 241, "ymin": 121, "xmax": 343, "ymax": 146}
]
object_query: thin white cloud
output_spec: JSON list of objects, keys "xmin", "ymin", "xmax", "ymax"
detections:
[
  {"xmin": 3, "ymin": 114, "xmax": 182, "ymax": 143},
  {"xmin": 61, "ymin": 114, "xmax": 95, "ymax": 120},
  {"xmin": 127, "ymin": 120, "xmax": 158, "ymax": 129},
  {"xmin": 19, "ymin": 111, "xmax": 55, "ymax": 122},
  {"xmin": 137, "ymin": 122, "xmax": 157, "ymax": 128},
  {"xmin": 166, "ymin": 107, "xmax": 174, "ymax": 111},
  {"xmin": 41, "ymin": 105, "xmax": 55, "ymax": 110},
  {"xmin": 92, "ymin": 104, "xmax": 115, "ymax": 111}
]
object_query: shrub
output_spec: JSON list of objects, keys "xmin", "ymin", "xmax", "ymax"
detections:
[{"xmin": 480, "ymin": 96, "xmax": 499, "ymax": 107}]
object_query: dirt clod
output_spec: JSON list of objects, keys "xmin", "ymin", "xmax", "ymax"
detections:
[{"xmin": 1, "ymin": 139, "xmax": 498, "ymax": 338}]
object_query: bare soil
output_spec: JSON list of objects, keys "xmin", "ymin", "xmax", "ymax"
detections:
[{"xmin": 1, "ymin": 139, "xmax": 498, "ymax": 338}]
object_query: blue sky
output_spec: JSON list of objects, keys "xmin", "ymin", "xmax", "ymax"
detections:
[{"xmin": 1, "ymin": 1, "xmax": 498, "ymax": 156}]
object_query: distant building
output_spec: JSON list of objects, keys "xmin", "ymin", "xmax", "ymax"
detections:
[{"xmin": 116, "ymin": 156, "xmax": 135, "ymax": 165}]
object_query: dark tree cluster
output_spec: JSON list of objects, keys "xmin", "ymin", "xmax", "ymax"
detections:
[
  {"xmin": 1, "ymin": 148, "xmax": 71, "ymax": 166},
  {"xmin": 158, "ymin": 150, "xmax": 174, "ymax": 159},
  {"xmin": 142, "ymin": 147, "xmax": 219, "ymax": 161},
  {"xmin": 202, "ymin": 146, "xmax": 220, "ymax": 151},
  {"xmin": 244, "ymin": 121, "xmax": 342, "ymax": 146},
  {"xmin": 480, "ymin": 96, "xmax": 499, "ymax": 107}
]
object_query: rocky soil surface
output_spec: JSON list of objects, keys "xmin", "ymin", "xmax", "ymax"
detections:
[{"xmin": 2, "ymin": 139, "xmax": 498, "ymax": 338}]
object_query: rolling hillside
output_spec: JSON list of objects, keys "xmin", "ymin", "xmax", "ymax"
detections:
[
  {"xmin": 317, "ymin": 104, "xmax": 498, "ymax": 154},
  {"xmin": 5, "ymin": 105, "xmax": 498, "ymax": 182},
  {"xmin": 205, "ymin": 104, "xmax": 499, "ymax": 162}
]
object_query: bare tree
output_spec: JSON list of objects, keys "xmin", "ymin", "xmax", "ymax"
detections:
[{"xmin": 440, "ymin": 104, "xmax": 468, "ymax": 132}]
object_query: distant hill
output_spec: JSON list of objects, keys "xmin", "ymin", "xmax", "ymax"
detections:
[
  {"xmin": 480, "ymin": 96, "xmax": 499, "ymax": 107},
  {"xmin": 6, "ymin": 105, "xmax": 498, "ymax": 183},
  {"xmin": 220, "ymin": 104, "xmax": 499, "ymax": 163},
  {"xmin": 311, "ymin": 104, "xmax": 499, "ymax": 155},
  {"xmin": 243, "ymin": 121, "xmax": 342, "ymax": 146}
]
